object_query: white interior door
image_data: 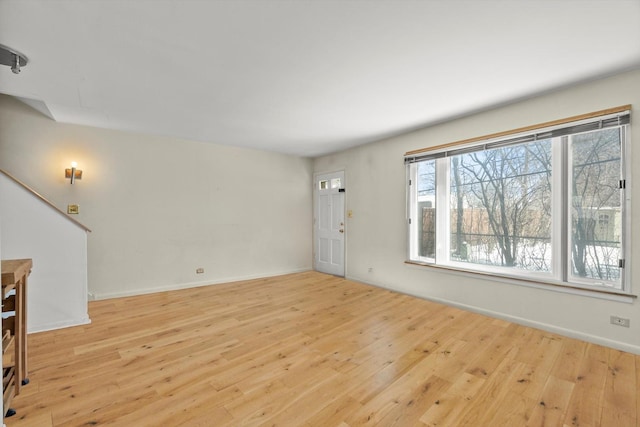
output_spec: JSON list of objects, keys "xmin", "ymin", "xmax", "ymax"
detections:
[{"xmin": 314, "ymin": 171, "xmax": 345, "ymax": 276}]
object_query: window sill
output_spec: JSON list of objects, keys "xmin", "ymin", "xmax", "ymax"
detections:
[{"xmin": 405, "ymin": 260, "xmax": 636, "ymax": 303}]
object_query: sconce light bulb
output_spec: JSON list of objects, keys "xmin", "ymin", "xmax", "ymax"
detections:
[{"xmin": 71, "ymin": 161, "xmax": 78, "ymax": 168}]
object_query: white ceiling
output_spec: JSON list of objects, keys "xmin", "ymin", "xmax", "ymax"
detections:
[{"xmin": 1, "ymin": 1, "xmax": 639, "ymax": 157}]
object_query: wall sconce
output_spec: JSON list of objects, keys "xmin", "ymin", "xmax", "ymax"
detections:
[{"xmin": 65, "ymin": 162, "xmax": 83, "ymax": 184}]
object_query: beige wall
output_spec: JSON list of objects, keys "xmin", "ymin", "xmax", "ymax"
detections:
[
  {"xmin": 314, "ymin": 68, "xmax": 640, "ymax": 354},
  {"xmin": 0, "ymin": 95, "xmax": 313, "ymax": 299}
]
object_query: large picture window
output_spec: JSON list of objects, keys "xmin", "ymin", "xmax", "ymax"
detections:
[{"xmin": 406, "ymin": 107, "xmax": 631, "ymax": 293}]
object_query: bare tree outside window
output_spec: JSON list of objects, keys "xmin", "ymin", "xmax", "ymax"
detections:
[
  {"xmin": 450, "ymin": 141, "xmax": 552, "ymax": 271},
  {"xmin": 570, "ymin": 128, "xmax": 622, "ymax": 281},
  {"xmin": 417, "ymin": 160, "xmax": 436, "ymax": 258}
]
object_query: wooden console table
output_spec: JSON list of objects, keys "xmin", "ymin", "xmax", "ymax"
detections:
[{"xmin": 2, "ymin": 258, "xmax": 31, "ymax": 416}]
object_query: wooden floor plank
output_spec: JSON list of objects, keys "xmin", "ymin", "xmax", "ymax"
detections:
[
  {"xmin": 525, "ymin": 375, "xmax": 575, "ymax": 426},
  {"xmin": 637, "ymin": 355, "xmax": 640, "ymax": 424},
  {"xmin": 4, "ymin": 271, "xmax": 638, "ymax": 426},
  {"xmin": 562, "ymin": 343, "xmax": 609, "ymax": 427},
  {"xmin": 599, "ymin": 348, "xmax": 637, "ymax": 427}
]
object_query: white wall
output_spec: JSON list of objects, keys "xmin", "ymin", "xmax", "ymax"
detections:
[
  {"xmin": 0, "ymin": 173, "xmax": 90, "ymax": 332},
  {"xmin": 314, "ymin": 68, "xmax": 640, "ymax": 354},
  {"xmin": 0, "ymin": 95, "xmax": 313, "ymax": 299}
]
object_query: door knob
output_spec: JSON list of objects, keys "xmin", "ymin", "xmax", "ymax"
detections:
[{"xmin": 339, "ymin": 229, "xmax": 344, "ymax": 233}]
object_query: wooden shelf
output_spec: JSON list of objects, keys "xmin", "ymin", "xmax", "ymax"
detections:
[
  {"xmin": 1, "ymin": 330, "xmax": 12, "ymax": 354},
  {"xmin": 2, "ymin": 258, "xmax": 31, "ymax": 419},
  {"xmin": 2, "ymin": 366, "xmax": 15, "ymax": 414}
]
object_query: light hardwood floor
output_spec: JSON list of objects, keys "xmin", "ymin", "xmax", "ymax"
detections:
[{"xmin": 5, "ymin": 271, "xmax": 639, "ymax": 426}]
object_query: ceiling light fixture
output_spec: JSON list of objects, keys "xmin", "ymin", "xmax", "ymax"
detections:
[{"xmin": 0, "ymin": 43, "xmax": 28, "ymax": 74}]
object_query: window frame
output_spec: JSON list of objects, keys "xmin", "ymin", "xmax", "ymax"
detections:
[{"xmin": 405, "ymin": 107, "xmax": 633, "ymax": 297}]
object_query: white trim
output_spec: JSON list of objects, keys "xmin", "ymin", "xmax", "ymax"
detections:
[
  {"xmin": 436, "ymin": 157, "xmax": 450, "ymax": 261},
  {"xmin": 347, "ymin": 274, "xmax": 640, "ymax": 355},
  {"xmin": 29, "ymin": 317, "xmax": 91, "ymax": 334},
  {"xmin": 407, "ymin": 163, "xmax": 417, "ymax": 260},
  {"xmin": 622, "ymin": 125, "xmax": 632, "ymax": 294},
  {"xmin": 404, "ymin": 261, "xmax": 635, "ymax": 303},
  {"xmin": 90, "ymin": 268, "xmax": 311, "ymax": 300},
  {"xmin": 552, "ymin": 136, "xmax": 564, "ymax": 280}
]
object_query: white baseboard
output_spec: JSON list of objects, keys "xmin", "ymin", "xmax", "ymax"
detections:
[
  {"xmin": 28, "ymin": 316, "xmax": 91, "ymax": 334},
  {"xmin": 347, "ymin": 274, "xmax": 640, "ymax": 356},
  {"xmin": 91, "ymin": 268, "xmax": 312, "ymax": 301}
]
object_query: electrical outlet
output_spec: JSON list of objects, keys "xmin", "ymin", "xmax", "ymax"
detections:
[
  {"xmin": 196, "ymin": 268, "xmax": 204, "ymax": 274},
  {"xmin": 610, "ymin": 316, "xmax": 630, "ymax": 328}
]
